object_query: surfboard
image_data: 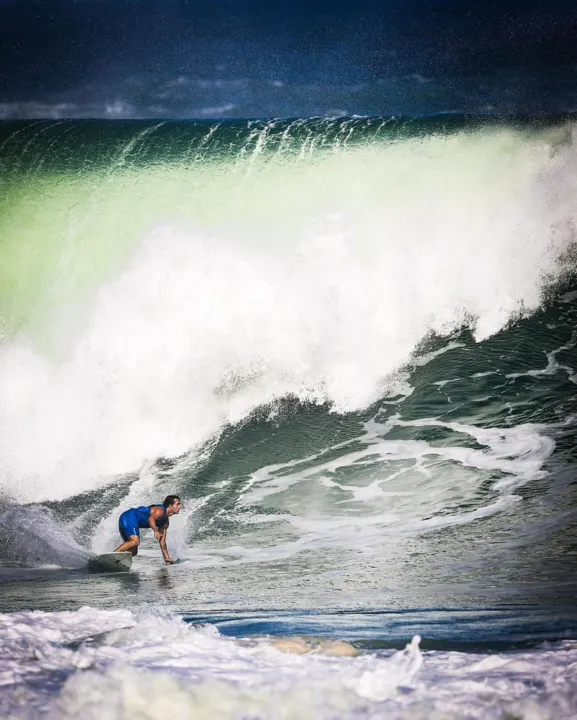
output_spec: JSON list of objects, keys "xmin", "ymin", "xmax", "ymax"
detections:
[{"xmin": 88, "ymin": 551, "xmax": 132, "ymax": 572}]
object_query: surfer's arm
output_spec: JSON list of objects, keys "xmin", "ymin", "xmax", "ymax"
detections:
[
  {"xmin": 148, "ymin": 506, "xmax": 165, "ymax": 540},
  {"xmin": 158, "ymin": 524, "xmax": 173, "ymax": 564}
]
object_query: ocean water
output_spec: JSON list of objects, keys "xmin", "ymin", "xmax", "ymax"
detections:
[{"xmin": 0, "ymin": 116, "xmax": 576, "ymax": 718}]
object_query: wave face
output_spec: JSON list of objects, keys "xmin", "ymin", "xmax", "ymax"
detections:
[
  {"xmin": 0, "ymin": 117, "xmax": 575, "ymax": 501},
  {"xmin": 0, "ymin": 117, "xmax": 576, "ymax": 616}
]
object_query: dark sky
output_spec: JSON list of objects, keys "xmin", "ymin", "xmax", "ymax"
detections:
[{"xmin": 1, "ymin": 0, "xmax": 576, "ymax": 117}]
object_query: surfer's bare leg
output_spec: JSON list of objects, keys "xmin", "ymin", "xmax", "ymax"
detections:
[{"xmin": 115, "ymin": 536, "xmax": 140, "ymax": 555}]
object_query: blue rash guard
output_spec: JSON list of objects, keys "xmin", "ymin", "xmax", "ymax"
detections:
[{"xmin": 118, "ymin": 505, "xmax": 168, "ymax": 542}]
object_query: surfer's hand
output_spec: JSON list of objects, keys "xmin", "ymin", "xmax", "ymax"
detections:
[
  {"xmin": 154, "ymin": 530, "xmax": 161, "ymax": 541},
  {"xmin": 164, "ymin": 558, "xmax": 174, "ymax": 565}
]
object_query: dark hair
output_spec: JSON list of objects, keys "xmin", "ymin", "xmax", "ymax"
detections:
[{"xmin": 163, "ymin": 495, "xmax": 181, "ymax": 507}]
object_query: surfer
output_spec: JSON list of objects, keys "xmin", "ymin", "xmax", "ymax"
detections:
[{"xmin": 115, "ymin": 495, "xmax": 182, "ymax": 564}]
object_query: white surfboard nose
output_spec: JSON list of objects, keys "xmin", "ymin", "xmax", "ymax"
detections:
[{"xmin": 89, "ymin": 552, "xmax": 132, "ymax": 572}]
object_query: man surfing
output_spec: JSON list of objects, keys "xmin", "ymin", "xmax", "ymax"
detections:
[{"xmin": 115, "ymin": 495, "xmax": 182, "ymax": 564}]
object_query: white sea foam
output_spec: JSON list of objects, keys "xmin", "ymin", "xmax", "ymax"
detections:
[
  {"xmin": 0, "ymin": 608, "xmax": 575, "ymax": 719},
  {"xmin": 0, "ymin": 124, "xmax": 576, "ymax": 502}
]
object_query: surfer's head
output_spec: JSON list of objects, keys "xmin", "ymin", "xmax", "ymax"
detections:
[{"xmin": 164, "ymin": 495, "xmax": 182, "ymax": 515}]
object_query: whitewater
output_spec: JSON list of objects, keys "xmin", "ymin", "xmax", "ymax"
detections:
[
  {"xmin": 0, "ymin": 116, "xmax": 576, "ymax": 718},
  {"xmin": 0, "ymin": 118, "xmax": 576, "ymax": 501}
]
